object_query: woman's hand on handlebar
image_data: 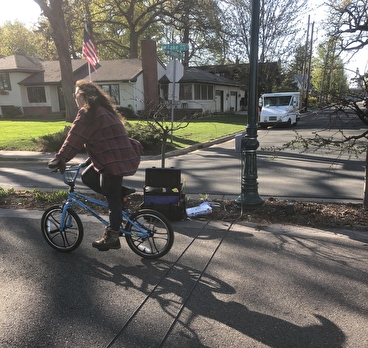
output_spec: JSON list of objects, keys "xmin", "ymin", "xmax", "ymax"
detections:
[
  {"xmin": 48, "ymin": 158, "xmax": 66, "ymax": 173},
  {"xmin": 80, "ymin": 158, "xmax": 91, "ymax": 168}
]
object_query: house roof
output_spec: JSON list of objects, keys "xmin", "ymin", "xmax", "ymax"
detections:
[
  {"xmin": 20, "ymin": 60, "xmax": 86, "ymax": 85},
  {"xmin": 0, "ymin": 54, "xmax": 43, "ymax": 72},
  {"xmin": 1, "ymin": 53, "xmax": 238, "ymax": 87},
  {"xmin": 73, "ymin": 58, "xmax": 143, "ymax": 83},
  {"xmin": 0, "ymin": 55, "xmax": 144, "ymax": 85},
  {"xmin": 159, "ymin": 67, "xmax": 240, "ymax": 87}
]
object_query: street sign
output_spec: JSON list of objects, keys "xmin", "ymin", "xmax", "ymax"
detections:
[
  {"xmin": 166, "ymin": 60, "xmax": 184, "ymax": 83},
  {"xmin": 162, "ymin": 43, "xmax": 189, "ymax": 52},
  {"xmin": 163, "ymin": 50, "xmax": 183, "ymax": 59}
]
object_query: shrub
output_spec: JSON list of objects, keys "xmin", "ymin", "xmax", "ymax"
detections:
[
  {"xmin": 33, "ymin": 120, "xmax": 164, "ymax": 155},
  {"xmin": 33, "ymin": 126, "xmax": 70, "ymax": 152},
  {"xmin": 124, "ymin": 121, "xmax": 163, "ymax": 154},
  {"xmin": 308, "ymin": 96, "xmax": 318, "ymax": 108},
  {"xmin": 2, "ymin": 106, "xmax": 23, "ymax": 118},
  {"xmin": 117, "ymin": 106, "xmax": 138, "ymax": 119}
]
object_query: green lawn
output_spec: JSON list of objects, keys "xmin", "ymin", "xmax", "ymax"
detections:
[
  {"xmin": 0, "ymin": 114, "xmax": 248, "ymax": 151},
  {"xmin": 170, "ymin": 114, "xmax": 247, "ymax": 149},
  {"xmin": 0, "ymin": 119, "xmax": 69, "ymax": 150}
]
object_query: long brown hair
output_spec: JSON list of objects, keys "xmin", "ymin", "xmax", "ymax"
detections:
[{"xmin": 75, "ymin": 80, "xmax": 123, "ymax": 121}]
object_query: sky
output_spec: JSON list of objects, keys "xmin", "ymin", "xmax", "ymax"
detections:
[
  {"xmin": 0, "ymin": 0, "xmax": 42, "ymax": 27},
  {"xmin": 1, "ymin": 0, "xmax": 367, "ymax": 82}
]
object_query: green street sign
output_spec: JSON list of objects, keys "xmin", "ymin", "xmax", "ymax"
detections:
[
  {"xmin": 163, "ymin": 50, "xmax": 183, "ymax": 59},
  {"xmin": 162, "ymin": 43, "xmax": 189, "ymax": 52}
]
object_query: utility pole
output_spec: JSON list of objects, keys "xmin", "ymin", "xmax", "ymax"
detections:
[
  {"xmin": 301, "ymin": 16, "xmax": 310, "ymax": 112},
  {"xmin": 305, "ymin": 21, "xmax": 314, "ymax": 111},
  {"xmin": 301, "ymin": 16, "xmax": 314, "ymax": 112}
]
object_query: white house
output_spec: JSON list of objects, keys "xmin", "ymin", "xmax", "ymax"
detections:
[
  {"xmin": 0, "ymin": 54, "xmax": 162, "ymax": 117},
  {"xmin": 0, "ymin": 40, "xmax": 242, "ymax": 118},
  {"xmin": 160, "ymin": 67, "xmax": 243, "ymax": 114}
]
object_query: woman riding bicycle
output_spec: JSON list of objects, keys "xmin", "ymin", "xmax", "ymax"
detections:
[{"xmin": 48, "ymin": 80, "xmax": 142, "ymax": 251}]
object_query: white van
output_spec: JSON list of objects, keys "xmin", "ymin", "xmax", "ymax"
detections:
[{"xmin": 259, "ymin": 92, "xmax": 300, "ymax": 128}]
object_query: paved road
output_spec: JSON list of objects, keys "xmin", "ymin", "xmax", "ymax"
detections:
[{"xmin": 0, "ymin": 111, "xmax": 365, "ymax": 202}]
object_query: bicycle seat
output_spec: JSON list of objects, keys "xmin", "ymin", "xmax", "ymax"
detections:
[{"xmin": 121, "ymin": 186, "xmax": 136, "ymax": 197}]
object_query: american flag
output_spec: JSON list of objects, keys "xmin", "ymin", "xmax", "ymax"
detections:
[{"xmin": 83, "ymin": 24, "xmax": 99, "ymax": 69}]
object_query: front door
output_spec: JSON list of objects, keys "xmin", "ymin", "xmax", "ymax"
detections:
[
  {"xmin": 215, "ymin": 90, "xmax": 223, "ymax": 112},
  {"xmin": 58, "ymin": 86, "xmax": 65, "ymax": 111}
]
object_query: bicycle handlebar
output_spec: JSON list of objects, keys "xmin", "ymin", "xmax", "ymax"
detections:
[{"xmin": 61, "ymin": 161, "xmax": 89, "ymax": 186}]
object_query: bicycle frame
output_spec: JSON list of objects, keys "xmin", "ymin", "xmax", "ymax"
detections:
[{"xmin": 59, "ymin": 191, "xmax": 150, "ymax": 238}]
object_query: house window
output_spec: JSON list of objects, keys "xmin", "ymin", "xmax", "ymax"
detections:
[
  {"xmin": 0, "ymin": 72, "xmax": 11, "ymax": 90},
  {"xmin": 194, "ymin": 85, "xmax": 200, "ymax": 100},
  {"xmin": 194, "ymin": 84, "xmax": 214, "ymax": 100},
  {"xmin": 180, "ymin": 84, "xmax": 192, "ymax": 100},
  {"xmin": 208, "ymin": 85, "xmax": 214, "ymax": 99},
  {"xmin": 27, "ymin": 87, "xmax": 46, "ymax": 103},
  {"xmin": 201, "ymin": 85, "xmax": 208, "ymax": 99},
  {"xmin": 161, "ymin": 84, "xmax": 169, "ymax": 100},
  {"xmin": 100, "ymin": 84, "xmax": 120, "ymax": 105}
]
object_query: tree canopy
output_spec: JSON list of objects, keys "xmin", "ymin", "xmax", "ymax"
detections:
[{"xmin": 0, "ymin": 21, "xmax": 57, "ymax": 59}]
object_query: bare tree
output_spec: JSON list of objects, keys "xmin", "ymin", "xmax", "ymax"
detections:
[
  {"xmin": 223, "ymin": 0, "xmax": 307, "ymax": 64},
  {"xmin": 326, "ymin": 0, "xmax": 368, "ymax": 52}
]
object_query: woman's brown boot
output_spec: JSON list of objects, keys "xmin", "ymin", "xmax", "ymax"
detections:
[{"xmin": 92, "ymin": 227, "xmax": 121, "ymax": 251}]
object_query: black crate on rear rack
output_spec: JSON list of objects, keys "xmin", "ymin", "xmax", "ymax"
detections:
[{"xmin": 141, "ymin": 168, "xmax": 185, "ymax": 220}]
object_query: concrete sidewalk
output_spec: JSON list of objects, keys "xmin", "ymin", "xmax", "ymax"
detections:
[
  {"xmin": 0, "ymin": 209, "xmax": 367, "ymax": 347},
  {"xmin": 0, "ymin": 150, "xmax": 89, "ymax": 164}
]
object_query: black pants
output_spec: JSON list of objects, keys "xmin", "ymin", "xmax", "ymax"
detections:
[{"xmin": 81, "ymin": 164, "xmax": 122, "ymax": 231}]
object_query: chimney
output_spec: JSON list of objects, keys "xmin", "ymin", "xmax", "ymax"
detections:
[{"xmin": 141, "ymin": 39, "xmax": 159, "ymax": 111}]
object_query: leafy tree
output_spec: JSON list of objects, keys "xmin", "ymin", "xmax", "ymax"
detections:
[
  {"xmin": 85, "ymin": 0, "xmax": 167, "ymax": 59},
  {"xmin": 312, "ymin": 38, "xmax": 349, "ymax": 104},
  {"xmin": 161, "ymin": 0, "xmax": 226, "ymax": 68},
  {"xmin": 0, "ymin": 21, "xmax": 57, "ymax": 59}
]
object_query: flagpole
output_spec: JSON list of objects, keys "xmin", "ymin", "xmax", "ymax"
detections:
[
  {"xmin": 83, "ymin": 20, "xmax": 98, "ymax": 81},
  {"xmin": 88, "ymin": 63, "xmax": 92, "ymax": 81}
]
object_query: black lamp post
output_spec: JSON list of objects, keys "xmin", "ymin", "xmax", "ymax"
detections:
[{"xmin": 235, "ymin": 0, "xmax": 264, "ymax": 209}]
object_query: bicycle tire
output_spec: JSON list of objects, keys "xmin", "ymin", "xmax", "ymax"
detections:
[
  {"xmin": 125, "ymin": 209, "xmax": 174, "ymax": 259},
  {"xmin": 41, "ymin": 205, "xmax": 84, "ymax": 252}
]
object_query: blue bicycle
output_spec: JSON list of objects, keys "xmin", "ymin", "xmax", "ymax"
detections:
[{"xmin": 41, "ymin": 162, "xmax": 174, "ymax": 259}]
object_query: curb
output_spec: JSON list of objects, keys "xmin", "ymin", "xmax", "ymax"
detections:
[{"xmin": 143, "ymin": 133, "xmax": 237, "ymax": 161}]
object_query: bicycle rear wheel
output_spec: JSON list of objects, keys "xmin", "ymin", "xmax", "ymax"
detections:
[
  {"xmin": 125, "ymin": 209, "xmax": 174, "ymax": 259},
  {"xmin": 41, "ymin": 205, "xmax": 84, "ymax": 252}
]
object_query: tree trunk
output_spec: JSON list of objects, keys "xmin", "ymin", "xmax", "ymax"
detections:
[
  {"xmin": 34, "ymin": 0, "xmax": 78, "ymax": 122},
  {"xmin": 129, "ymin": 31, "xmax": 139, "ymax": 58}
]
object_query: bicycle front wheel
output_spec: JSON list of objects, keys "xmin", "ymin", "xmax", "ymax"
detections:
[
  {"xmin": 125, "ymin": 209, "xmax": 174, "ymax": 259},
  {"xmin": 41, "ymin": 205, "xmax": 84, "ymax": 252}
]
